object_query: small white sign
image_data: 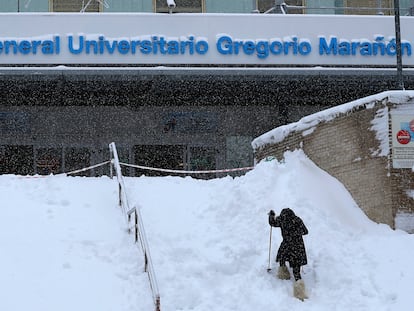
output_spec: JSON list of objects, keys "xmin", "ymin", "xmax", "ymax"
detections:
[{"xmin": 391, "ymin": 111, "xmax": 414, "ymax": 168}]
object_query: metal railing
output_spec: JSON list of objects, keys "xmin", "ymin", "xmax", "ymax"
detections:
[{"xmin": 109, "ymin": 142, "xmax": 161, "ymax": 311}]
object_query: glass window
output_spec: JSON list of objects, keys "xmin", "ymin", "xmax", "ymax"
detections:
[
  {"xmin": 226, "ymin": 136, "xmax": 253, "ymax": 176},
  {"xmin": 258, "ymin": 0, "xmax": 276, "ymax": 13},
  {"xmin": 344, "ymin": 0, "xmax": 393, "ymax": 15},
  {"xmin": 259, "ymin": 0, "xmax": 304, "ymax": 14},
  {"xmin": 206, "ymin": 0, "xmax": 252, "ymax": 13},
  {"xmin": 133, "ymin": 145, "xmax": 184, "ymax": 176},
  {"xmin": 189, "ymin": 146, "xmax": 216, "ymax": 179},
  {"xmin": 51, "ymin": 0, "xmax": 100, "ymax": 12},
  {"xmin": 0, "ymin": 145, "xmax": 34, "ymax": 175},
  {"xmin": 155, "ymin": 0, "xmax": 204, "ymax": 13},
  {"xmin": 162, "ymin": 111, "xmax": 218, "ymax": 134},
  {"xmin": 64, "ymin": 147, "xmax": 91, "ymax": 176},
  {"xmin": 36, "ymin": 148, "xmax": 62, "ymax": 175},
  {"xmin": 103, "ymin": 0, "xmax": 152, "ymax": 12},
  {"xmin": 304, "ymin": 0, "xmax": 339, "ymax": 14},
  {"xmin": 401, "ymin": 0, "xmax": 414, "ymax": 15},
  {"xmin": 189, "ymin": 146, "xmax": 215, "ymax": 170},
  {"xmin": 0, "ymin": 0, "xmax": 48, "ymax": 12}
]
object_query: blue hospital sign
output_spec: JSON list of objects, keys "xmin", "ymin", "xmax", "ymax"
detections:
[{"xmin": 0, "ymin": 13, "xmax": 413, "ymax": 65}]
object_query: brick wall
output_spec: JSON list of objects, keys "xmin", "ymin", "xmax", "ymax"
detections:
[{"xmin": 254, "ymin": 96, "xmax": 414, "ymax": 230}]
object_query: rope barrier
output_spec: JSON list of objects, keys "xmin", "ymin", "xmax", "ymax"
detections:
[
  {"xmin": 17, "ymin": 160, "xmax": 111, "ymax": 178},
  {"xmin": 16, "ymin": 160, "xmax": 253, "ymax": 178},
  {"xmin": 119, "ymin": 162, "xmax": 254, "ymax": 174},
  {"xmin": 64, "ymin": 160, "xmax": 111, "ymax": 176}
]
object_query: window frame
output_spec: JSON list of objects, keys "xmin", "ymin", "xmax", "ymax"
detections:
[{"xmin": 48, "ymin": 0, "xmax": 103, "ymax": 12}]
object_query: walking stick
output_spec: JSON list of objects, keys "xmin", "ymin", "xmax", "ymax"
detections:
[{"xmin": 267, "ymin": 226, "xmax": 273, "ymax": 272}]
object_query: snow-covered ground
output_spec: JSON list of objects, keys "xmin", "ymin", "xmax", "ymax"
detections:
[{"xmin": 1, "ymin": 149, "xmax": 414, "ymax": 311}]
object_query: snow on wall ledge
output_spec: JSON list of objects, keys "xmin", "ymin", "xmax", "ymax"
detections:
[{"xmin": 252, "ymin": 90, "xmax": 414, "ymax": 150}]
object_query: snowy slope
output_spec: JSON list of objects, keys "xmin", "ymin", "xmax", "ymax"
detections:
[
  {"xmin": 0, "ymin": 176, "xmax": 154, "ymax": 311},
  {"xmin": 1, "ymin": 150, "xmax": 414, "ymax": 311}
]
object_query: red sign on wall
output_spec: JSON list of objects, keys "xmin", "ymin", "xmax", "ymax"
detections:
[{"xmin": 396, "ymin": 130, "xmax": 411, "ymax": 145}]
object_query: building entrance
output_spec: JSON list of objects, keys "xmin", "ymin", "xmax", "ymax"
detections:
[
  {"xmin": 64, "ymin": 147, "xmax": 91, "ymax": 176},
  {"xmin": 134, "ymin": 145, "xmax": 184, "ymax": 176},
  {"xmin": 133, "ymin": 144, "xmax": 217, "ymax": 177}
]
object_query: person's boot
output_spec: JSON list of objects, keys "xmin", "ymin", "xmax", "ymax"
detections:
[
  {"xmin": 277, "ymin": 265, "xmax": 291, "ymax": 280},
  {"xmin": 293, "ymin": 279, "xmax": 308, "ymax": 301}
]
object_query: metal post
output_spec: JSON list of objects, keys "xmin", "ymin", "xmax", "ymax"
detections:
[
  {"xmin": 377, "ymin": 0, "xmax": 384, "ymax": 15},
  {"xmin": 135, "ymin": 212, "xmax": 139, "ymax": 243},
  {"xmin": 267, "ymin": 226, "xmax": 273, "ymax": 272},
  {"xmin": 394, "ymin": 0, "xmax": 405, "ymax": 90},
  {"xmin": 109, "ymin": 148, "xmax": 114, "ymax": 179},
  {"xmin": 119, "ymin": 183, "xmax": 122, "ymax": 207},
  {"xmin": 252, "ymin": 0, "xmax": 259, "ymax": 13},
  {"xmin": 155, "ymin": 296, "xmax": 161, "ymax": 311}
]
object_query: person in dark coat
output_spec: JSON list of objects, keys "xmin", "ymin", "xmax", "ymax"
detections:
[{"xmin": 268, "ymin": 208, "xmax": 309, "ymax": 300}]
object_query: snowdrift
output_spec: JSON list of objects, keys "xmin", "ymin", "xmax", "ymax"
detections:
[{"xmin": 1, "ymin": 150, "xmax": 414, "ymax": 311}]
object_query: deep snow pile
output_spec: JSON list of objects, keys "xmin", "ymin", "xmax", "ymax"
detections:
[
  {"xmin": 1, "ymin": 150, "xmax": 414, "ymax": 311},
  {"xmin": 0, "ymin": 175, "xmax": 154, "ymax": 311}
]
